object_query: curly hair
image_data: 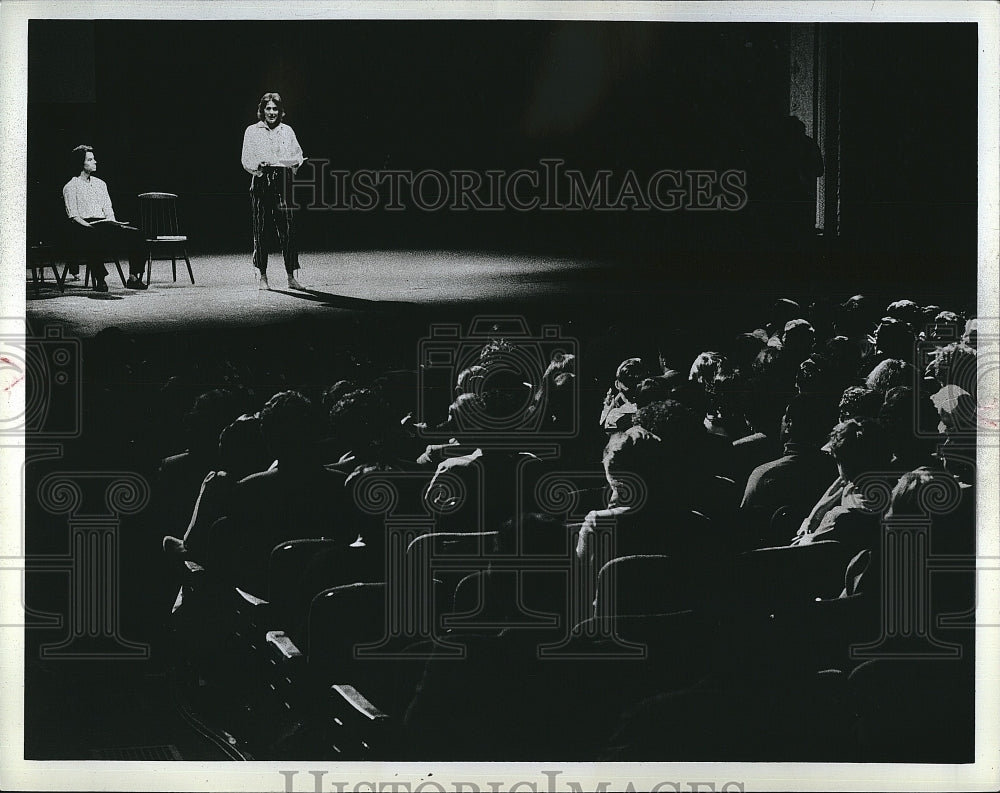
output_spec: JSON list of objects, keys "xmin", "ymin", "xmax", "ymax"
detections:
[{"xmin": 827, "ymin": 418, "xmax": 891, "ymax": 481}]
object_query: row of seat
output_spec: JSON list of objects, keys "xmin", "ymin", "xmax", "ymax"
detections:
[{"xmin": 165, "ymin": 523, "xmax": 886, "ymax": 759}]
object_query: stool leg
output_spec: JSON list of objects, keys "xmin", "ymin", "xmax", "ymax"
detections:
[
  {"xmin": 171, "ymin": 254, "xmax": 177, "ymax": 282},
  {"xmin": 184, "ymin": 250, "xmax": 194, "ymax": 284},
  {"xmin": 115, "ymin": 260, "xmax": 126, "ymax": 287}
]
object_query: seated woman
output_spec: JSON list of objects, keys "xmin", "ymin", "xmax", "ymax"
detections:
[
  {"xmin": 62, "ymin": 144, "xmax": 148, "ymax": 291},
  {"xmin": 576, "ymin": 400, "xmax": 724, "ymax": 568}
]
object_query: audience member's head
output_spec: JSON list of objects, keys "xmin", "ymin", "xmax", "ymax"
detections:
[
  {"xmin": 962, "ymin": 317, "xmax": 978, "ymax": 349},
  {"xmin": 872, "ymin": 317, "xmax": 916, "ymax": 360},
  {"xmin": 259, "ymin": 390, "xmax": 322, "ymax": 464},
  {"xmin": 865, "ymin": 358, "xmax": 916, "ymax": 395},
  {"xmin": 328, "ymin": 388, "xmax": 397, "ymax": 456},
  {"xmin": 781, "ymin": 318, "xmax": 816, "ymax": 361},
  {"xmin": 796, "ymin": 355, "xmax": 837, "ymax": 395},
  {"xmin": 706, "ymin": 370, "xmax": 750, "ymax": 433},
  {"xmin": 601, "ymin": 426, "xmax": 670, "ymax": 507},
  {"xmin": 615, "ymin": 357, "xmax": 649, "ymax": 397},
  {"xmin": 446, "ymin": 392, "xmax": 487, "ymax": 432},
  {"xmin": 780, "ymin": 393, "xmax": 838, "ymax": 447},
  {"xmin": 479, "ymin": 338, "xmax": 516, "ymax": 368},
  {"xmin": 689, "ymin": 352, "xmax": 725, "ymax": 387},
  {"xmin": 885, "ymin": 299, "xmax": 922, "ymax": 331},
  {"xmin": 727, "ymin": 334, "xmax": 767, "ymax": 373},
  {"xmin": 925, "ymin": 342, "xmax": 977, "ymax": 397},
  {"xmin": 836, "ymin": 294, "xmax": 878, "ymax": 340},
  {"xmin": 322, "ymin": 379, "xmax": 357, "ymax": 415},
  {"xmin": 822, "ymin": 335, "xmax": 862, "ymax": 377},
  {"xmin": 838, "ymin": 385, "xmax": 884, "ymax": 423},
  {"xmin": 531, "ymin": 352, "xmax": 576, "ymax": 430},
  {"xmin": 879, "ymin": 386, "xmax": 940, "ymax": 467},
  {"xmin": 767, "ymin": 298, "xmax": 803, "ymax": 338},
  {"xmin": 371, "ymin": 369, "xmax": 419, "ymax": 419},
  {"xmin": 217, "ymin": 413, "xmax": 271, "ymax": 480},
  {"xmin": 184, "ymin": 389, "xmax": 245, "ymax": 458},
  {"xmin": 455, "ymin": 365, "xmax": 487, "ymax": 396},
  {"xmin": 929, "ymin": 311, "xmax": 964, "ymax": 344},
  {"xmin": 806, "ymin": 299, "xmax": 837, "ymax": 340},
  {"xmin": 886, "ymin": 467, "xmax": 962, "ymax": 519},
  {"xmin": 632, "ymin": 398, "xmax": 705, "ymax": 448},
  {"xmin": 827, "ymin": 418, "xmax": 892, "ymax": 483},
  {"xmin": 633, "ymin": 376, "xmax": 675, "ymax": 409}
]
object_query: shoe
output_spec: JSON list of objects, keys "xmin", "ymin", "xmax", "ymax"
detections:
[
  {"xmin": 259, "ymin": 273, "xmax": 270, "ymax": 291},
  {"xmin": 287, "ymin": 275, "xmax": 304, "ymax": 290},
  {"xmin": 93, "ymin": 280, "xmax": 108, "ymax": 293},
  {"xmin": 126, "ymin": 276, "xmax": 148, "ymax": 290}
]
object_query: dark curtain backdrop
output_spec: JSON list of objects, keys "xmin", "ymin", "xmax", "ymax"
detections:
[{"xmin": 27, "ymin": 20, "xmax": 976, "ymax": 285}]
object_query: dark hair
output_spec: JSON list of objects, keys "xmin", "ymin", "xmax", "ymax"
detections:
[
  {"xmin": 885, "ymin": 299, "xmax": 922, "ymax": 330},
  {"xmin": 835, "ymin": 294, "xmax": 878, "ymax": 338},
  {"xmin": 218, "ymin": 414, "xmax": 270, "ymax": 480},
  {"xmin": 259, "ymin": 390, "xmax": 319, "ymax": 461},
  {"xmin": 888, "ymin": 467, "xmax": 962, "ymax": 518},
  {"xmin": 865, "ymin": 358, "xmax": 916, "ymax": 395},
  {"xmin": 838, "ymin": 385, "xmax": 883, "ymax": 423},
  {"xmin": 328, "ymin": 388, "xmax": 395, "ymax": 448},
  {"xmin": 71, "ymin": 144, "xmax": 93, "ymax": 172},
  {"xmin": 632, "ymin": 399, "xmax": 704, "ymax": 450},
  {"xmin": 633, "ymin": 376, "xmax": 674, "ymax": 409},
  {"xmin": 926, "ymin": 342, "xmax": 977, "ymax": 395},
  {"xmin": 873, "ymin": 317, "xmax": 915, "ymax": 359},
  {"xmin": 827, "ymin": 418, "xmax": 891, "ymax": 481},
  {"xmin": 783, "ymin": 393, "xmax": 837, "ymax": 446},
  {"xmin": 782, "ymin": 318, "xmax": 815, "ymax": 347},
  {"xmin": 767, "ymin": 298, "xmax": 802, "ymax": 336},
  {"xmin": 455, "ymin": 365, "xmax": 487, "ymax": 395},
  {"xmin": 615, "ymin": 357, "xmax": 648, "ymax": 392},
  {"xmin": 689, "ymin": 351, "xmax": 724, "ymax": 385},
  {"xmin": 602, "ymin": 426, "xmax": 666, "ymax": 481},
  {"xmin": 929, "ymin": 311, "xmax": 964, "ymax": 343},
  {"xmin": 879, "ymin": 386, "xmax": 940, "ymax": 464},
  {"xmin": 706, "ymin": 370, "xmax": 747, "ymax": 420},
  {"xmin": 257, "ymin": 92, "xmax": 286, "ymax": 123},
  {"xmin": 321, "ymin": 380, "xmax": 358, "ymax": 415},
  {"xmin": 184, "ymin": 389, "xmax": 245, "ymax": 455},
  {"xmin": 726, "ymin": 335, "xmax": 765, "ymax": 373}
]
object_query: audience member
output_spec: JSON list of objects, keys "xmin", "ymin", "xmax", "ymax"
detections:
[
  {"xmin": 793, "ymin": 418, "xmax": 893, "ymax": 557},
  {"xmin": 741, "ymin": 394, "xmax": 839, "ymax": 547}
]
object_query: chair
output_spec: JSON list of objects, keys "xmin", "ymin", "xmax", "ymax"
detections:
[
  {"xmin": 594, "ymin": 554, "xmax": 709, "ymax": 618},
  {"xmin": 403, "ymin": 531, "xmax": 500, "ymax": 615},
  {"xmin": 729, "ymin": 540, "xmax": 850, "ymax": 609},
  {"xmin": 267, "ymin": 538, "xmax": 340, "ymax": 637},
  {"xmin": 29, "ymin": 198, "xmax": 127, "ymax": 290},
  {"xmin": 26, "ymin": 243, "xmax": 67, "ymax": 293},
  {"xmin": 138, "ymin": 192, "xmax": 194, "ymax": 284},
  {"xmin": 306, "ymin": 583, "xmax": 430, "ymax": 717}
]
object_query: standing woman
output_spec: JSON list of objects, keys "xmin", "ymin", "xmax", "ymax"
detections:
[{"xmin": 241, "ymin": 92, "xmax": 305, "ymax": 291}]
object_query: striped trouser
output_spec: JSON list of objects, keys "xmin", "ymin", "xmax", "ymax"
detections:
[{"xmin": 250, "ymin": 171, "xmax": 299, "ymax": 274}]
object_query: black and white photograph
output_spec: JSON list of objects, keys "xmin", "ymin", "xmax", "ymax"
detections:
[{"xmin": 1, "ymin": 1, "xmax": 998, "ymax": 790}]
